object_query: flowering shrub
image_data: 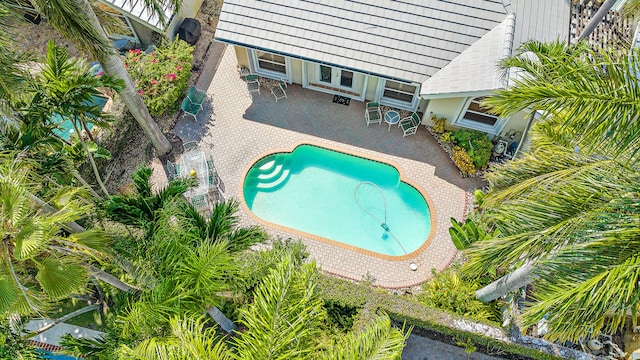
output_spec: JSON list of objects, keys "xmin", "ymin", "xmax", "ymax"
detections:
[
  {"xmin": 453, "ymin": 146, "xmax": 476, "ymax": 175},
  {"xmin": 123, "ymin": 39, "xmax": 193, "ymax": 116},
  {"xmin": 431, "ymin": 115, "xmax": 447, "ymax": 134}
]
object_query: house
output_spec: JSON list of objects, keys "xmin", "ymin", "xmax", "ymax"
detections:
[
  {"xmin": 95, "ymin": 0, "xmax": 204, "ymax": 47},
  {"xmin": 214, "ymin": 0, "xmax": 570, "ymax": 140}
]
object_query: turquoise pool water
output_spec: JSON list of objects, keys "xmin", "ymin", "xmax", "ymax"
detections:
[
  {"xmin": 53, "ymin": 95, "xmax": 108, "ymax": 140},
  {"xmin": 243, "ymin": 144, "xmax": 431, "ymax": 256}
]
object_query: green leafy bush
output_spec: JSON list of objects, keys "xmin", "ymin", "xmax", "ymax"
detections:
[
  {"xmin": 417, "ymin": 269, "xmax": 500, "ymax": 323},
  {"xmin": 451, "ymin": 129, "xmax": 493, "ymax": 169},
  {"xmin": 324, "ymin": 300, "xmax": 359, "ymax": 331},
  {"xmin": 452, "ymin": 146, "xmax": 476, "ymax": 175},
  {"xmin": 123, "ymin": 39, "xmax": 193, "ymax": 116},
  {"xmin": 439, "ymin": 131, "xmax": 453, "ymax": 143},
  {"xmin": 431, "ymin": 115, "xmax": 446, "ymax": 133}
]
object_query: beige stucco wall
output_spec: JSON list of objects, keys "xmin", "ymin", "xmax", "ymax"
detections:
[
  {"xmin": 235, "ymin": 46, "xmax": 249, "ymax": 68},
  {"xmin": 423, "ymin": 96, "xmax": 532, "ymax": 139},
  {"xmin": 289, "ymin": 58, "xmax": 303, "ymax": 84},
  {"xmin": 364, "ymin": 76, "xmax": 379, "ymax": 100},
  {"xmin": 424, "ymin": 97, "xmax": 465, "ymax": 126}
]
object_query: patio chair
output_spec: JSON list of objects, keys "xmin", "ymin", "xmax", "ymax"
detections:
[
  {"xmin": 399, "ymin": 112, "xmax": 421, "ymax": 137},
  {"xmin": 189, "ymin": 194, "xmax": 210, "ymax": 214},
  {"xmin": 206, "ymin": 158, "xmax": 218, "ymax": 186},
  {"xmin": 181, "ymin": 97, "xmax": 201, "ymax": 121},
  {"xmin": 365, "ymin": 102, "xmax": 382, "ymax": 126},
  {"xmin": 187, "ymin": 86, "xmax": 207, "ymax": 108},
  {"xmin": 245, "ymin": 74, "xmax": 260, "ymax": 94},
  {"xmin": 167, "ymin": 161, "xmax": 180, "ymax": 180},
  {"xmin": 271, "ymin": 79, "xmax": 288, "ymax": 102},
  {"xmin": 183, "ymin": 141, "xmax": 199, "ymax": 152}
]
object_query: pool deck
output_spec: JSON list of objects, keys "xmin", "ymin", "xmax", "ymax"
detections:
[{"xmin": 168, "ymin": 44, "xmax": 485, "ymax": 288}]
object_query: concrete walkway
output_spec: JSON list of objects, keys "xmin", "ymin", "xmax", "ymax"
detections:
[{"xmin": 403, "ymin": 334, "xmax": 506, "ymax": 360}]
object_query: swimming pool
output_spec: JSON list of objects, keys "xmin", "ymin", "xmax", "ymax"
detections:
[
  {"xmin": 243, "ymin": 144, "xmax": 433, "ymax": 257},
  {"xmin": 52, "ymin": 95, "xmax": 108, "ymax": 140}
]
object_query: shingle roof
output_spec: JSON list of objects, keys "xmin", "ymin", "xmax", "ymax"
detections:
[
  {"xmin": 215, "ymin": 0, "xmax": 507, "ymax": 83},
  {"xmin": 98, "ymin": 0, "xmax": 174, "ymax": 33},
  {"xmin": 420, "ymin": 14, "xmax": 515, "ymax": 97},
  {"xmin": 215, "ymin": 0, "xmax": 570, "ymax": 90}
]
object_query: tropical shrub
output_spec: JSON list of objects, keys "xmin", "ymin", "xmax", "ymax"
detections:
[
  {"xmin": 417, "ymin": 269, "xmax": 500, "ymax": 323},
  {"xmin": 452, "ymin": 146, "xmax": 476, "ymax": 175},
  {"xmin": 431, "ymin": 115, "xmax": 446, "ymax": 133},
  {"xmin": 439, "ymin": 131, "xmax": 453, "ymax": 143},
  {"xmin": 123, "ymin": 40, "xmax": 193, "ymax": 116},
  {"xmin": 449, "ymin": 217, "xmax": 498, "ymax": 250},
  {"xmin": 451, "ymin": 129, "xmax": 493, "ymax": 169}
]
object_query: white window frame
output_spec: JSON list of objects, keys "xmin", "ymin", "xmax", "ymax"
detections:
[
  {"xmin": 454, "ymin": 96, "xmax": 507, "ymax": 135},
  {"xmin": 377, "ymin": 79, "xmax": 420, "ymax": 111},
  {"xmin": 247, "ymin": 49, "xmax": 291, "ymax": 81}
]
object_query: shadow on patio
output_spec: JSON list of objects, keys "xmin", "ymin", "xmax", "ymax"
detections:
[{"xmin": 241, "ymin": 82, "xmax": 486, "ymax": 191}]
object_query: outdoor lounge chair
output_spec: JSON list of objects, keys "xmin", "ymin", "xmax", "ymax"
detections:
[
  {"xmin": 183, "ymin": 141, "xmax": 199, "ymax": 152},
  {"xmin": 399, "ymin": 112, "xmax": 421, "ymax": 137},
  {"xmin": 181, "ymin": 97, "xmax": 201, "ymax": 121},
  {"xmin": 271, "ymin": 79, "xmax": 288, "ymax": 102},
  {"xmin": 365, "ymin": 102, "xmax": 382, "ymax": 126},
  {"xmin": 187, "ymin": 86, "xmax": 207, "ymax": 109},
  {"xmin": 245, "ymin": 74, "xmax": 260, "ymax": 94}
]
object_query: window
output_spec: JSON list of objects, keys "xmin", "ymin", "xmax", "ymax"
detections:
[
  {"xmin": 454, "ymin": 96, "xmax": 505, "ymax": 134},
  {"xmin": 382, "ymin": 80, "xmax": 417, "ymax": 104},
  {"xmin": 256, "ymin": 51, "xmax": 286, "ymax": 74},
  {"xmin": 462, "ymin": 97, "xmax": 498, "ymax": 126}
]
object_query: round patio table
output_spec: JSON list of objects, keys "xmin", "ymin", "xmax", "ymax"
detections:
[{"xmin": 384, "ymin": 110, "xmax": 400, "ymax": 131}]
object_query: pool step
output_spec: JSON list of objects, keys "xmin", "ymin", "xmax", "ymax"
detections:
[
  {"xmin": 245, "ymin": 155, "xmax": 293, "ymax": 191},
  {"xmin": 256, "ymin": 169, "xmax": 290, "ymax": 190}
]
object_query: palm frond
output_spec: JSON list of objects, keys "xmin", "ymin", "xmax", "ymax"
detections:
[
  {"xmin": 232, "ymin": 256, "xmax": 325, "ymax": 359},
  {"xmin": 486, "ymin": 41, "xmax": 640, "ymax": 163},
  {"xmin": 35, "ymin": 258, "xmax": 89, "ymax": 300},
  {"xmin": 320, "ymin": 313, "xmax": 409, "ymax": 360}
]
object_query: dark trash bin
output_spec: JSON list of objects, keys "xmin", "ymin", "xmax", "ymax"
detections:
[{"xmin": 178, "ymin": 18, "xmax": 201, "ymax": 45}]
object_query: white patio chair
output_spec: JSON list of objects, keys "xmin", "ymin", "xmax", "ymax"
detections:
[
  {"xmin": 245, "ymin": 74, "xmax": 260, "ymax": 94},
  {"xmin": 190, "ymin": 194, "xmax": 210, "ymax": 214},
  {"xmin": 365, "ymin": 102, "xmax": 382, "ymax": 126},
  {"xmin": 399, "ymin": 112, "xmax": 421, "ymax": 137},
  {"xmin": 271, "ymin": 79, "xmax": 288, "ymax": 102},
  {"xmin": 167, "ymin": 161, "xmax": 180, "ymax": 180}
]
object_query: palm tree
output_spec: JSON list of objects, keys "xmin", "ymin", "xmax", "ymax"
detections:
[
  {"xmin": 119, "ymin": 253, "xmax": 408, "ymax": 360},
  {"xmin": 34, "ymin": 40, "xmax": 124, "ymax": 196},
  {"xmin": 464, "ymin": 40, "xmax": 640, "ymax": 341},
  {"xmin": 4, "ymin": 0, "xmax": 175, "ymax": 155},
  {"xmin": 0, "ymin": 152, "xmax": 108, "ymax": 316},
  {"xmin": 102, "ymin": 166, "xmax": 195, "ymax": 238}
]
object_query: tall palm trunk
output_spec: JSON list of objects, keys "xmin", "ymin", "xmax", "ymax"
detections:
[
  {"xmin": 70, "ymin": 0, "xmax": 172, "ymax": 156},
  {"xmin": 475, "ymin": 263, "xmax": 536, "ymax": 303}
]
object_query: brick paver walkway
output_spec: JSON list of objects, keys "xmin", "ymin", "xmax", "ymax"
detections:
[{"xmin": 171, "ymin": 44, "xmax": 485, "ymax": 288}]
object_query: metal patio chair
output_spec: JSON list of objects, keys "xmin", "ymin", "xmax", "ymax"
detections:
[
  {"xmin": 271, "ymin": 79, "xmax": 288, "ymax": 102},
  {"xmin": 399, "ymin": 112, "xmax": 421, "ymax": 137},
  {"xmin": 245, "ymin": 74, "xmax": 260, "ymax": 94},
  {"xmin": 365, "ymin": 102, "xmax": 382, "ymax": 126}
]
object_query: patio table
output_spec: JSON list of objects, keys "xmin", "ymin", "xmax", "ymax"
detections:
[
  {"xmin": 384, "ymin": 110, "xmax": 400, "ymax": 131},
  {"xmin": 179, "ymin": 149, "xmax": 209, "ymax": 196}
]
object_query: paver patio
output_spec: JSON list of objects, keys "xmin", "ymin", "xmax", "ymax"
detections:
[{"xmin": 171, "ymin": 44, "xmax": 485, "ymax": 288}]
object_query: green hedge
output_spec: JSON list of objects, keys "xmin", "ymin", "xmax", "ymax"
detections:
[{"xmin": 317, "ymin": 275, "xmax": 562, "ymax": 360}]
